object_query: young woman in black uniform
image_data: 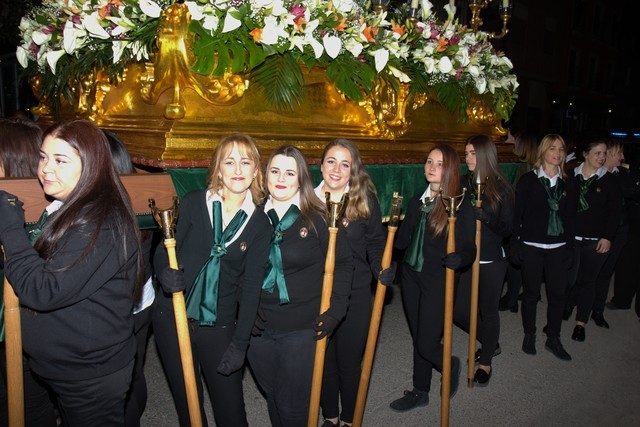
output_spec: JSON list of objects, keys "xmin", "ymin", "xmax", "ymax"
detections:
[
  {"xmin": 0, "ymin": 120, "xmax": 143, "ymax": 426},
  {"xmin": 314, "ymin": 139, "xmax": 391, "ymax": 427},
  {"xmin": 247, "ymin": 145, "xmax": 352, "ymax": 427},
  {"xmin": 390, "ymin": 144, "xmax": 475, "ymax": 412},
  {"xmin": 565, "ymin": 139, "xmax": 622, "ymax": 342},
  {"xmin": 0, "ymin": 117, "xmax": 58, "ymax": 427},
  {"xmin": 153, "ymin": 133, "xmax": 271, "ymax": 427},
  {"xmin": 456, "ymin": 135, "xmax": 514, "ymax": 385},
  {"xmin": 513, "ymin": 134, "xmax": 577, "ymax": 361}
]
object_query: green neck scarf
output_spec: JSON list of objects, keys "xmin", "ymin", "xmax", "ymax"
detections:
[
  {"xmin": 186, "ymin": 201, "xmax": 247, "ymax": 326},
  {"xmin": 27, "ymin": 210, "xmax": 49, "ymax": 244},
  {"xmin": 538, "ymin": 176, "xmax": 564, "ymax": 236},
  {"xmin": 468, "ymin": 173, "xmax": 478, "ymax": 206},
  {"xmin": 404, "ymin": 197, "xmax": 436, "ymax": 272},
  {"xmin": 262, "ymin": 205, "xmax": 301, "ymax": 304},
  {"xmin": 577, "ymin": 174, "xmax": 599, "ymax": 212}
]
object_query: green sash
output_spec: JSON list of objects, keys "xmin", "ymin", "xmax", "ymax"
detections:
[
  {"xmin": 262, "ymin": 205, "xmax": 301, "ymax": 304},
  {"xmin": 538, "ymin": 176, "xmax": 564, "ymax": 236},
  {"xmin": 186, "ymin": 201, "xmax": 247, "ymax": 326},
  {"xmin": 404, "ymin": 197, "xmax": 436, "ymax": 272},
  {"xmin": 577, "ymin": 174, "xmax": 598, "ymax": 212}
]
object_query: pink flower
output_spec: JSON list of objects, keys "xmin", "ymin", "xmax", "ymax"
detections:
[
  {"xmin": 455, "ymin": 67, "xmax": 463, "ymax": 80},
  {"xmin": 290, "ymin": 4, "xmax": 305, "ymax": 19},
  {"xmin": 449, "ymin": 34, "xmax": 460, "ymax": 45}
]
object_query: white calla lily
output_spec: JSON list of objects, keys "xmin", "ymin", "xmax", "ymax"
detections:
[
  {"xmin": 437, "ymin": 56, "xmax": 453, "ymax": 73},
  {"xmin": 185, "ymin": 1, "xmax": 204, "ymax": 20},
  {"xmin": 16, "ymin": 46, "xmax": 29, "ymax": 68},
  {"xmin": 139, "ymin": 0, "xmax": 162, "ymax": 18},
  {"xmin": 32, "ymin": 31, "xmax": 51, "ymax": 46},
  {"xmin": 222, "ymin": 8, "xmax": 242, "ymax": 33},
  {"xmin": 389, "ymin": 66, "xmax": 411, "ymax": 83},
  {"xmin": 323, "ymin": 35, "xmax": 342, "ymax": 59},
  {"xmin": 112, "ymin": 40, "xmax": 128, "ymax": 63},
  {"xmin": 84, "ymin": 13, "xmax": 110, "ymax": 39},
  {"xmin": 46, "ymin": 50, "xmax": 66, "ymax": 74},
  {"xmin": 372, "ymin": 49, "xmax": 389, "ymax": 73},
  {"xmin": 420, "ymin": 0, "xmax": 433, "ymax": 20},
  {"xmin": 475, "ymin": 77, "xmax": 487, "ymax": 94}
]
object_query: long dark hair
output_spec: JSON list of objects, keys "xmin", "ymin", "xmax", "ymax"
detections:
[
  {"xmin": 321, "ymin": 138, "xmax": 377, "ymax": 221},
  {"xmin": 35, "ymin": 120, "xmax": 142, "ymax": 287},
  {"xmin": 266, "ymin": 145, "xmax": 325, "ymax": 229},
  {"xmin": 466, "ymin": 135, "xmax": 513, "ymax": 213},
  {"xmin": 428, "ymin": 144, "xmax": 461, "ymax": 238},
  {"xmin": 0, "ymin": 118, "xmax": 42, "ymax": 177}
]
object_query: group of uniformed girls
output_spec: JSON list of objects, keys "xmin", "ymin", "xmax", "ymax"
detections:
[{"xmin": 1, "ymin": 117, "xmax": 635, "ymax": 427}]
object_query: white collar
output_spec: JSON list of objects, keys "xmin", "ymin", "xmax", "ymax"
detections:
[
  {"xmin": 314, "ymin": 181, "xmax": 350, "ymax": 202},
  {"xmin": 574, "ymin": 163, "xmax": 607, "ymax": 179},
  {"xmin": 206, "ymin": 189, "xmax": 256, "ymax": 218},
  {"xmin": 419, "ymin": 185, "xmax": 438, "ymax": 204},
  {"xmin": 46, "ymin": 200, "xmax": 64, "ymax": 215},
  {"xmin": 264, "ymin": 191, "xmax": 301, "ymax": 221}
]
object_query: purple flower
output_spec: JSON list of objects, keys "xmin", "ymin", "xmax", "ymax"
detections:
[{"xmin": 290, "ymin": 4, "xmax": 306, "ymax": 19}]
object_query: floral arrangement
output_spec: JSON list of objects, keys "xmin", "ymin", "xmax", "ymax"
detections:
[{"xmin": 17, "ymin": 0, "xmax": 518, "ymax": 120}]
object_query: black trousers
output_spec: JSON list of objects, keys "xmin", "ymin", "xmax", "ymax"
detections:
[
  {"xmin": 593, "ymin": 226, "xmax": 628, "ymax": 312},
  {"xmin": 152, "ymin": 293, "xmax": 247, "ymax": 427},
  {"xmin": 612, "ymin": 223, "xmax": 640, "ymax": 316},
  {"xmin": 125, "ymin": 301, "xmax": 154, "ymax": 427},
  {"xmin": 566, "ymin": 240, "xmax": 609, "ymax": 323},
  {"xmin": 456, "ymin": 258, "xmax": 507, "ymax": 366},
  {"xmin": 320, "ymin": 282, "xmax": 372, "ymax": 423},
  {"xmin": 400, "ymin": 260, "xmax": 454, "ymax": 393},
  {"xmin": 521, "ymin": 245, "xmax": 569, "ymax": 338},
  {"xmin": 0, "ymin": 346, "xmax": 57, "ymax": 427},
  {"xmin": 45, "ymin": 360, "xmax": 133, "ymax": 427},
  {"xmin": 248, "ymin": 328, "xmax": 316, "ymax": 427},
  {"xmin": 503, "ymin": 262, "xmax": 523, "ymax": 309}
]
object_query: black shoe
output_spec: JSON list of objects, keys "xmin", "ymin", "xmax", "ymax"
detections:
[
  {"xmin": 606, "ymin": 301, "xmax": 629, "ymax": 310},
  {"xmin": 562, "ymin": 306, "xmax": 574, "ymax": 321},
  {"xmin": 474, "ymin": 343, "xmax": 502, "ymax": 363},
  {"xmin": 522, "ymin": 334, "xmax": 536, "ymax": 355},
  {"xmin": 440, "ymin": 357, "xmax": 461, "ymax": 399},
  {"xmin": 542, "ymin": 325, "xmax": 548, "ymax": 335},
  {"xmin": 474, "ymin": 367, "xmax": 492, "ymax": 386},
  {"xmin": 390, "ymin": 389, "xmax": 429, "ymax": 412},
  {"xmin": 321, "ymin": 421, "xmax": 338, "ymax": 427},
  {"xmin": 591, "ymin": 311, "xmax": 610, "ymax": 328},
  {"xmin": 499, "ymin": 296, "xmax": 518, "ymax": 312},
  {"xmin": 545, "ymin": 337, "xmax": 572, "ymax": 361},
  {"xmin": 571, "ymin": 325, "xmax": 585, "ymax": 342},
  {"xmin": 510, "ymin": 303, "xmax": 519, "ymax": 313}
]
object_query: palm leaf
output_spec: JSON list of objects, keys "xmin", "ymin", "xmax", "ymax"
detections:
[{"xmin": 250, "ymin": 53, "xmax": 304, "ymax": 111}]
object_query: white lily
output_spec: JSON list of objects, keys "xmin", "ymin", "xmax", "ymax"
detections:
[
  {"xmin": 323, "ymin": 34, "xmax": 342, "ymax": 59},
  {"xmin": 443, "ymin": 3, "xmax": 456, "ymax": 22},
  {"xmin": 46, "ymin": 49, "xmax": 66, "ymax": 74},
  {"xmin": 344, "ymin": 38, "xmax": 363, "ymax": 57},
  {"xmin": 260, "ymin": 16, "xmax": 288, "ymax": 45},
  {"xmin": 467, "ymin": 65, "xmax": 480, "ymax": 77},
  {"xmin": 372, "ymin": 48, "xmax": 389, "ymax": 73},
  {"xmin": 222, "ymin": 8, "xmax": 242, "ymax": 33},
  {"xmin": 332, "ymin": 0, "xmax": 356, "ymax": 14},
  {"xmin": 185, "ymin": 1, "xmax": 204, "ymax": 21},
  {"xmin": 422, "ymin": 57, "xmax": 436, "ymax": 73},
  {"xmin": 139, "ymin": 0, "xmax": 162, "ymax": 18},
  {"xmin": 475, "ymin": 76, "xmax": 487, "ymax": 94}
]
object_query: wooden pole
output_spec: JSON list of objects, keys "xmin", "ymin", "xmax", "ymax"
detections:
[
  {"xmin": 468, "ymin": 187, "xmax": 483, "ymax": 387},
  {"xmin": 307, "ymin": 193, "xmax": 348, "ymax": 427},
  {"xmin": 150, "ymin": 199, "xmax": 202, "ymax": 427},
  {"xmin": 307, "ymin": 227, "xmax": 338, "ymax": 427},
  {"xmin": 440, "ymin": 189, "xmax": 465, "ymax": 427},
  {"xmin": 3, "ymin": 272, "xmax": 24, "ymax": 427},
  {"xmin": 352, "ymin": 193, "xmax": 403, "ymax": 427}
]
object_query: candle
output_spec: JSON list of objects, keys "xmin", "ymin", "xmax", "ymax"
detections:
[
  {"xmin": 502, "ymin": 0, "xmax": 509, "ymax": 8},
  {"xmin": 411, "ymin": 0, "xmax": 419, "ymax": 9}
]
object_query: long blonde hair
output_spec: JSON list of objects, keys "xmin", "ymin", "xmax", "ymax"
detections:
[{"xmin": 206, "ymin": 133, "xmax": 266, "ymax": 205}]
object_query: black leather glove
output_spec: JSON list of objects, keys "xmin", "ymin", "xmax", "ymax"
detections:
[
  {"xmin": 157, "ymin": 265, "xmax": 186, "ymax": 294},
  {"xmin": 377, "ymin": 262, "xmax": 397, "ymax": 286},
  {"xmin": 251, "ymin": 307, "xmax": 266, "ymax": 337},
  {"xmin": 0, "ymin": 192, "xmax": 25, "ymax": 238},
  {"xmin": 216, "ymin": 342, "xmax": 246, "ymax": 376},
  {"xmin": 442, "ymin": 253, "xmax": 462, "ymax": 270},
  {"xmin": 312, "ymin": 312, "xmax": 340, "ymax": 341},
  {"xmin": 472, "ymin": 206, "xmax": 490, "ymax": 223}
]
